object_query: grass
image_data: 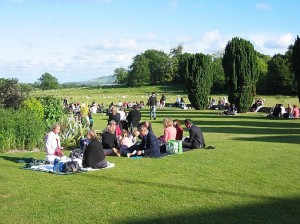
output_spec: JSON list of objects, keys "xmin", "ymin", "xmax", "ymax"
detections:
[{"xmin": 1, "ymin": 87, "xmax": 300, "ymax": 223}]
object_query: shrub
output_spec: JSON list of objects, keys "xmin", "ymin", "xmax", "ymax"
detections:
[
  {"xmin": 58, "ymin": 115, "xmax": 90, "ymax": 149},
  {"xmin": 0, "ymin": 108, "xmax": 45, "ymax": 152},
  {"xmin": 22, "ymin": 97, "xmax": 44, "ymax": 119},
  {"xmin": 37, "ymin": 96, "xmax": 66, "ymax": 130}
]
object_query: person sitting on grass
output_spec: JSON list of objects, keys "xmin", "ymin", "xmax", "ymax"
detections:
[
  {"xmin": 45, "ymin": 124, "xmax": 64, "ymax": 164},
  {"xmin": 101, "ymin": 125, "xmax": 121, "ymax": 157},
  {"xmin": 158, "ymin": 118, "xmax": 177, "ymax": 153},
  {"xmin": 126, "ymin": 125, "xmax": 160, "ymax": 158},
  {"xmin": 173, "ymin": 119, "xmax": 184, "ymax": 140},
  {"xmin": 82, "ymin": 130, "xmax": 108, "ymax": 169},
  {"xmin": 182, "ymin": 119, "xmax": 205, "ymax": 149}
]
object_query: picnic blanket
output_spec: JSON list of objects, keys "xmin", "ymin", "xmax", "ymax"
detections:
[{"xmin": 18, "ymin": 158, "xmax": 115, "ymax": 175}]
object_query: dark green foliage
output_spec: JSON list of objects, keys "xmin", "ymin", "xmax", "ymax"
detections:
[
  {"xmin": 144, "ymin": 49, "xmax": 169, "ymax": 84},
  {"xmin": 128, "ymin": 54, "xmax": 150, "ymax": 87},
  {"xmin": 38, "ymin": 72, "xmax": 59, "ymax": 90},
  {"xmin": 184, "ymin": 53, "xmax": 214, "ymax": 110},
  {"xmin": 37, "ymin": 96, "xmax": 66, "ymax": 129},
  {"xmin": 292, "ymin": 36, "xmax": 300, "ymax": 102},
  {"xmin": 0, "ymin": 108, "xmax": 45, "ymax": 152},
  {"xmin": 265, "ymin": 54, "xmax": 297, "ymax": 95},
  {"xmin": 178, "ymin": 53, "xmax": 193, "ymax": 83},
  {"xmin": 0, "ymin": 78, "xmax": 29, "ymax": 109},
  {"xmin": 211, "ymin": 58, "xmax": 226, "ymax": 92},
  {"xmin": 222, "ymin": 37, "xmax": 258, "ymax": 113}
]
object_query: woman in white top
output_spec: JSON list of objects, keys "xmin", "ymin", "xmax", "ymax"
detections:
[{"xmin": 45, "ymin": 124, "xmax": 64, "ymax": 164}]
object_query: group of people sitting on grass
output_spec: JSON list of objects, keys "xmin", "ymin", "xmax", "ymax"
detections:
[
  {"xmin": 267, "ymin": 103, "xmax": 299, "ymax": 118},
  {"xmin": 45, "ymin": 116, "xmax": 207, "ymax": 169}
]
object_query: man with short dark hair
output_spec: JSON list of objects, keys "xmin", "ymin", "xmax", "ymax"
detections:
[
  {"xmin": 136, "ymin": 125, "xmax": 160, "ymax": 157},
  {"xmin": 182, "ymin": 119, "xmax": 205, "ymax": 149}
]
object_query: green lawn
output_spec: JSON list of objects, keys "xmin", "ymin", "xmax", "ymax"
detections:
[{"xmin": 1, "ymin": 105, "xmax": 299, "ymax": 223}]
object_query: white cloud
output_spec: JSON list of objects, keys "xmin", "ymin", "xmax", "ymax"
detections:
[
  {"xmin": 202, "ymin": 30, "xmax": 221, "ymax": 43},
  {"xmin": 248, "ymin": 32, "xmax": 294, "ymax": 55},
  {"xmin": 255, "ymin": 2, "xmax": 272, "ymax": 10},
  {"xmin": 263, "ymin": 33, "xmax": 293, "ymax": 49}
]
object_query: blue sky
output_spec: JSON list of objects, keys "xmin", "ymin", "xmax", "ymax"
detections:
[{"xmin": 0, "ymin": 0, "xmax": 299, "ymax": 83}]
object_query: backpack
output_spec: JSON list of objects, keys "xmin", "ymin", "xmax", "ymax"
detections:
[{"xmin": 62, "ymin": 161, "xmax": 80, "ymax": 173}]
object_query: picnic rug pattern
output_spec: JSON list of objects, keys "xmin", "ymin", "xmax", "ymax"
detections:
[{"xmin": 16, "ymin": 158, "xmax": 115, "ymax": 175}]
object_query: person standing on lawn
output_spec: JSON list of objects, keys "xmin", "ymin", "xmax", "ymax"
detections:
[{"xmin": 148, "ymin": 92, "xmax": 157, "ymax": 120}]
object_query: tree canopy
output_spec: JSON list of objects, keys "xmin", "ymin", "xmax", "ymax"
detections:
[{"xmin": 38, "ymin": 73, "xmax": 59, "ymax": 90}]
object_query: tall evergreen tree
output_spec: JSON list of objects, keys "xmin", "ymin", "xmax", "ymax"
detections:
[
  {"xmin": 222, "ymin": 37, "xmax": 258, "ymax": 113},
  {"xmin": 184, "ymin": 53, "xmax": 213, "ymax": 110},
  {"xmin": 292, "ymin": 35, "xmax": 300, "ymax": 102}
]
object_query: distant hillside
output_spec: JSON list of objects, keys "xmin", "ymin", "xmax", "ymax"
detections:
[{"xmin": 63, "ymin": 75, "xmax": 115, "ymax": 86}]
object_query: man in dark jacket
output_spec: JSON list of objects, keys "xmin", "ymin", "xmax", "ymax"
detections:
[
  {"xmin": 136, "ymin": 125, "xmax": 160, "ymax": 157},
  {"xmin": 126, "ymin": 105, "xmax": 142, "ymax": 132},
  {"xmin": 182, "ymin": 118, "xmax": 205, "ymax": 149}
]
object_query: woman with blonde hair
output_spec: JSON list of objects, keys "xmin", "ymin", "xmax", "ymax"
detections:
[{"xmin": 160, "ymin": 118, "xmax": 177, "ymax": 143}]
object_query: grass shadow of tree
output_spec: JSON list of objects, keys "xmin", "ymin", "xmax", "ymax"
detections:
[{"xmin": 120, "ymin": 196, "xmax": 300, "ymax": 224}]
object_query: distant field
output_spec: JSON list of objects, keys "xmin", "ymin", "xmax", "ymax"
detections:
[{"xmin": 30, "ymin": 85, "xmax": 299, "ymax": 109}]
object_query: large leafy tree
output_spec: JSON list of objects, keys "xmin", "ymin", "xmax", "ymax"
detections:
[
  {"xmin": 265, "ymin": 54, "xmax": 297, "ymax": 95},
  {"xmin": 143, "ymin": 49, "xmax": 169, "ymax": 84},
  {"xmin": 38, "ymin": 72, "xmax": 59, "ymax": 90},
  {"xmin": 292, "ymin": 36, "xmax": 300, "ymax": 102},
  {"xmin": 113, "ymin": 67, "xmax": 128, "ymax": 85},
  {"xmin": 184, "ymin": 53, "xmax": 214, "ymax": 110},
  {"xmin": 222, "ymin": 37, "xmax": 259, "ymax": 113},
  {"xmin": 128, "ymin": 54, "xmax": 150, "ymax": 87},
  {"xmin": 0, "ymin": 78, "xmax": 29, "ymax": 109}
]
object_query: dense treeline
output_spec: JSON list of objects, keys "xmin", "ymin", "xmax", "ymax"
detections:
[{"xmin": 113, "ymin": 38, "xmax": 299, "ymax": 99}]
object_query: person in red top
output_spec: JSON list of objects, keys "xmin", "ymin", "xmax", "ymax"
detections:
[
  {"xmin": 173, "ymin": 119, "xmax": 183, "ymax": 140},
  {"xmin": 292, "ymin": 105, "xmax": 299, "ymax": 118}
]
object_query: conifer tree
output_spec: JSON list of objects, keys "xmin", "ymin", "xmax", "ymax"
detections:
[
  {"xmin": 184, "ymin": 53, "xmax": 213, "ymax": 110},
  {"xmin": 222, "ymin": 37, "xmax": 258, "ymax": 112}
]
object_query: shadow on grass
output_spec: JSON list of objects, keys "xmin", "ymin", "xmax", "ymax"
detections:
[
  {"xmin": 0, "ymin": 156, "xmax": 23, "ymax": 163},
  {"xmin": 120, "ymin": 196, "xmax": 300, "ymax": 224},
  {"xmin": 81, "ymin": 174, "xmax": 300, "ymax": 223},
  {"xmin": 232, "ymin": 135, "xmax": 300, "ymax": 145}
]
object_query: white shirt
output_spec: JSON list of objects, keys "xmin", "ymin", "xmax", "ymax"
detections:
[{"xmin": 45, "ymin": 131, "xmax": 61, "ymax": 155}]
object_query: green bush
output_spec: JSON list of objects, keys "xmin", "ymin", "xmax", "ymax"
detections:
[
  {"xmin": 37, "ymin": 96, "xmax": 66, "ymax": 130},
  {"xmin": 22, "ymin": 97, "xmax": 44, "ymax": 119},
  {"xmin": 0, "ymin": 108, "xmax": 45, "ymax": 152}
]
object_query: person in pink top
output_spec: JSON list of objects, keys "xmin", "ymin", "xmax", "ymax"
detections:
[
  {"xmin": 159, "ymin": 118, "xmax": 177, "ymax": 153},
  {"xmin": 160, "ymin": 118, "xmax": 177, "ymax": 142},
  {"xmin": 292, "ymin": 105, "xmax": 299, "ymax": 118}
]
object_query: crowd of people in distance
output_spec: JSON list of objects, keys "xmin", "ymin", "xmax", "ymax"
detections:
[{"xmin": 267, "ymin": 103, "xmax": 299, "ymax": 118}]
